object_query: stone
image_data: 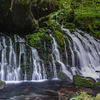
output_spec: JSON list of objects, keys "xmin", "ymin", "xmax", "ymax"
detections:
[
  {"xmin": 96, "ymin": 81, "xmax": 100, "ymax": 88},
  {"xmin": 73, "ymin": 75, "xmax": 95, "ymax": 87},
  {"xmin": 39, "ymin": 90, "xmax": 58, "ymax": 96},
  {"xmin": 58, "ymin": 71, "xmax": 67, "ymax": 80},
  {"xmin": 0, "ymin": 80, "xmax": 6, "ymax": 89}
]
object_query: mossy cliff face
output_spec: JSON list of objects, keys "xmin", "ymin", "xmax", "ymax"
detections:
[
  {"xmin": 0, "ymin": 0, "xmax": 13, "ymax": 32},
  {"xmin": 12, "ymin": 3, "xmax": 39, "ymax": 33},
  {"xmin": 0, "ymin": 0, "xmax": 38, "ymax": 33}
]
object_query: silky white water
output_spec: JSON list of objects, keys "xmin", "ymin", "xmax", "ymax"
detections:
[
  {"xmin": 61, "ymin": 27, "xmax": 100, "ymax": 80},
  {"xmin": 0, "ymin": 33, "xmax": 47, "ymax": 81},
  {"xmin": 0, "ymin": 27, "xmax": 100, "ymax": 81}
]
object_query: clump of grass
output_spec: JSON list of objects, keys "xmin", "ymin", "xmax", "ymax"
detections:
[{"xmin": 70, "ymin": 92, "xmax": 96, "ymax": 100}]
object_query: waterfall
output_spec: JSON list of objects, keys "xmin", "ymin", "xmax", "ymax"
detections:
[
  {"xmin": 61, "ymin": 27, "xmax": 100, "ymax": 80},
  {"xmin": 0, "ymin": 33, "xmax": 47, "ymax": 81},
  {"xmin": 50, "ymin": 34, "xmax": 72, "ymax": 79},
  {"xmin": 0, "ymin": 27, "xmax": 100, "ymax": 82}
]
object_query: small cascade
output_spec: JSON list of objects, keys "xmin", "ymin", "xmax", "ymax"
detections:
[
  {"xmin": 31, "ymin": 48, "xmax": 47, "ymax": 80},
  {"xmin": 50, "ymin": 34, "xmax": 72, "ymax": 79},
  {"xmin": 61, "ymin": 27, "xmax": 100, "ymax": 80},
  {"xmin": 0, "ymin": 33, "xmax": 47, "ymax": 81}
]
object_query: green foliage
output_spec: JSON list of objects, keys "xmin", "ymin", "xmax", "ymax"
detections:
[
  {"xmin": 54, "ymin": 31, "xmax": 64, "ymax": 46},
  {"xmin": 70, "ymin": 92, "xmax": 96, "ymax": 100},
  {"xmin": 46, "ymin": 19, "xmax": 57, "ymax": 30},
  {"xmin": 26, "ymin": 28, "xmax": 46, "ymax": 48},
  {"xmin": 73, "ymin": 75, "xmax": 95, "ymax": 87},
  {"xmin": 96, "ymin": 81, "xmax": 100, "ymax": 88},
  {"xmin": 0, "ymin": 80, "xmax": 6, "ymax": 85},
  {"xmin": 46, "ymin": 17, "xmax": 67, "ymax": 50},
  {"xmin": 74, "ymin": 6, "xmax": 100, "ymax": 37},
  {"xmin": 48, "ymin": 0, "xmax": 100, "ymax": 38},
  {"xmin": 63, "ymin": 23, "xmax": 75, "ymax": 29}
]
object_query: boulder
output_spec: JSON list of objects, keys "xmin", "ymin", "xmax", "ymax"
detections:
[
  {"xmin": 96, "ymin": 81, "xmax": 100, "ymax": 88},
  {"xmin": 58, "ymin": 71, "xmax": 71, "ymax": 81},
  {"xmin": 73, "ymin": 75, "xmax": 95, "ymax": 87},
  {"xmin": 58, "ymin": 71, "xmax": 67, "ymax": 80},
  {"xmin": 0, "ymin": 80, "xmax": 6, "ymax": 89}
]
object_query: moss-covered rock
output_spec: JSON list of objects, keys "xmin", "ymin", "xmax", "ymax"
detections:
[
  {"xmin": 0, "ymin": 80, "xmax": 6, "ymax": 89},
  {"xmin": 63, "ymin": 23, "xmax": 75, "ymax": 29},
  {"xmin": 58, "ymin": 71, "xmax": 67, "ymax": 80},
  {"xmin": 96, "ymin": 81, "xmax": 100, "ymax": 88},
  {"xmin": 73, "ymin": 75, "xmax": 95, "ymax": 87}
]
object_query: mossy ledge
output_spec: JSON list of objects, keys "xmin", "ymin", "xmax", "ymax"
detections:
[{"xmin": 73, "ymin": 75, "xmax": 95, "ymax": 87}]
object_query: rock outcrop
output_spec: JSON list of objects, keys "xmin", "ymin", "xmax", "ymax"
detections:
[{"xmin": 0, "ymin": 0, "xmax": 59, "ymax": 34}]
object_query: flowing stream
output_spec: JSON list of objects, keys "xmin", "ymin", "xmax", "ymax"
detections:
[{"xmin": 0, "ymin": 27, "xmax": 100, "ymax": 82}]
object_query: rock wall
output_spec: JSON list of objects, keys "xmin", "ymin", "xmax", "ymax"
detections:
[{"xmin": 0, "ymin": 0, "xmax": 59, "ymax": 34}]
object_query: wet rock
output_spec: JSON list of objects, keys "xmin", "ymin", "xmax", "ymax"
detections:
[
  {"xmin": 96, "ymin": 81, "xmax": 100, "ymax": 88},
  {"xmin": 39, "ymin": 90, "xmax": 58, "ymax": 96},
  {"xmin": 58, "ymin": 71, "xmax": 69, "ymax": 80},
  {"xmin": 9, "ymin": 93, "xmax": 58, "ymax": 100},
  {"xmin": 73, "ymin": 75, "xmax": 95, "ymax": 87},
  {"xmin": 0, "ymin": 80, "xmax": 6, "ymax": 89},
  {"xmin": 56, "ymin": 84, "xmax": 100, "ymax": 99}
]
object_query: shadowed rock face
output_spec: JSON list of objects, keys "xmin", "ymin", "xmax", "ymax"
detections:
[
  {"xmin": 0, "ymin": 0, "xmax": 12, "ymax": 32},
  {"xmin": 0, "ymin": 0, "xmax": 38, "ymax": 34},
  {"xmin": 0, "ymin": 0, "xmax": 58, "ymax": 34}
]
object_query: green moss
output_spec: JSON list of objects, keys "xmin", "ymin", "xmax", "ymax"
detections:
[
  {"xmin": 63, "ymin": 23, "xmax": 75, "ymax": 29},
  {"xmin": 58, "ymin": 71, "xmax": 67, "ymax": 80},
  {"xmin": 26, "ymin": 28, "xmax": 46, "ymax": 48},
  {"xmin": 70, "ymin": 92, "xmax": 96, "ymax": 100},
  {"xmin": 96, "ymin": 81, "xmax": 100, "ymax": 88},
  {"xmin": 48, "ymin": 0, "xmax": 100, "ymax": 38},
  {"xmin": 48, "ymin": 54, "xmax": 52, "ymax": 60},
  {"xmin": 54, "ymin": 31, "xmax": 64, "ymax": 46},
  {"xmin": 73, "ymin": 75, "xmax": 95, "ymax": 87},
  {"xmin": 0, "ymin": 80, "xmax": 6, "ymax": 85}
]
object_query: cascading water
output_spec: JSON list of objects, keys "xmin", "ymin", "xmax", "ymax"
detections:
[
  {"xmin": 61, "ymin": 27, "xmax": 100, "ymax": 81},
  {"xmin": 0, "ymin": 33, "xmax": 47, "ymax": 81},
  {"xmin": 50, "ymin": 34, "xmax": 72, "ymax": 79},
  {"xmin": 0, "ymin": 26, "xmax": 100, "ymax": 82}
]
